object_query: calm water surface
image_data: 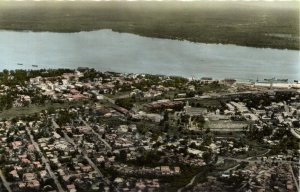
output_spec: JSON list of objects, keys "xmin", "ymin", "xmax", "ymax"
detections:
[{"xmin": 0, "ymin": 29, "xmax": 299, "ymax": 80}]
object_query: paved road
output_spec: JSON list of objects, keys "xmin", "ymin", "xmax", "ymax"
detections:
[
  {"xmin": 52, "ymin": 119, "xmax": 115, "ymax": 188},
  {"xmin": 53, "ymin": 119, "xmax": 120, "ymax": 191},
  {"xmin": 0, "ymin": 170, "xmax": 12, "ymax": 192},
  {"xmin": 221, "ymin": 153, "xmax": 269, "ymax": 174},
  {"xmin": 179, "ymin": 151, "xmax": 298, "ymax": 192},
  {"xmin": 102, "ymin": 95, "xmax": 115, "ymax": 104},
  {"xmin": 224, "ymin": 157, "xmax": 299, "ymax": 165},
  {"xmin": 239, "ymin": 167, "xmax": 276, "ymax": 192},
  {"xmin": 290, "ymin": 128, "xmax": 300, "ymax": 139},
  {"xmin": 62, "ymin": 131, "xmax": 115, "ymax": 190},
  {"xmin": 177, "ymin": 168, "xmax": 207, "ymax": 192},
  {"xmin": 52, "ymin": 119, "xmax": 60, "ymax": 129},
  {"xmin": 224, "ymin": 164, "xmax": 241, "ymax": 174},
  {"xmin": 25, "ymin": 126, "xmax": 64, "ymax": 192},
  {"xmin": 61, "ymin": 129, "xmax": 111, "ymax": 186},
  {"xmin": 79, "ymin": 117, "xmax": 112, "ymax": 151},
  {"xmin": 289, "ymin": 164, "xmax": 299, "ymax": 192}
]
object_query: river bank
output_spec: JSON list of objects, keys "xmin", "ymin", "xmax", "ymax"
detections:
[{"xmin": 0, "ymin": 1, "xmax": 299, "ymax": 50}]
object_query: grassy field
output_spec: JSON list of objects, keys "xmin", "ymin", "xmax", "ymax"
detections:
[
  {"xmin": 0, "ymin": 101, "xmax": 85, "ymax": 120},
  {"xmin": 0, "ymin": 1, "xmax": 298, "ymax": 50}
]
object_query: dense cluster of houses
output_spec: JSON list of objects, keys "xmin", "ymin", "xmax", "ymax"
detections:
[{"xmin": 0, "ymin": 69, "xmax": 299, "ymax": 191}]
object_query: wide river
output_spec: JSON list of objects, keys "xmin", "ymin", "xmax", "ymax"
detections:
[{"xmin": 0, "ymin": 29, "xmax": 299, "ymax": 80}]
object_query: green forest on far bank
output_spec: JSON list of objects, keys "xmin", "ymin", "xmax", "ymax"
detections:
[{"xmin": 0, "ymin": 1, "xmax": 299, "ymax": 50}]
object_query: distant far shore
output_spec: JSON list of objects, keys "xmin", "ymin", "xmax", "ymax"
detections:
[{"xmin": 0, "ymin": 1, "xmax": 299, "ymax": 50}]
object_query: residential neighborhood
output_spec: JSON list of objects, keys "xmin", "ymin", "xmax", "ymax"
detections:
[{"xmin": 0, "ymin": 68, "xmax": 299, "ymax": 192}]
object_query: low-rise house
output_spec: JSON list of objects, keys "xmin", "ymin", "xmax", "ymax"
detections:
[{"xmin": 23, "ymin": 173, "xmax": 36, "ymax": 182}]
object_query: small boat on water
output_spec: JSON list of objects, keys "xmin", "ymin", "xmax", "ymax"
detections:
[
  {"xmin": 32, "ymin": 65, "xmax": 38, "ymax": 67},
  {"xmin": 17, "ymin": 63, "xmax": 23, "ymax": 66}
]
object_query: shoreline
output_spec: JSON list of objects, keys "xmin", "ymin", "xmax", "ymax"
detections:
[
  {"xmin": 1, "ymin": 68, "xmax": 299, "ymax": 88},
  {"xmin": 0, "ymin": 1, "xmax": 298, "ymax": 50},
  {"xmin": 0, "ymin": 28, "xmax": 298, "ymax": 51}
]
